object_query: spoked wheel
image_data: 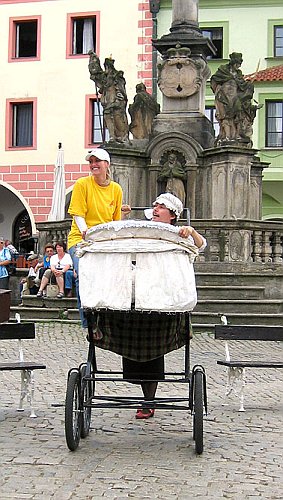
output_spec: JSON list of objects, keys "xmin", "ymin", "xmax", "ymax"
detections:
[
  {"xmin": 65, "ymin": 369, "xmax": 82, "ymax": 451},
  {"xmin": 192, "ymin": 369, "xmax": 204, "ymax": 455},
  {"xmin": 80, "ymin": 364, "xmax": 94, "ymax": 439}
]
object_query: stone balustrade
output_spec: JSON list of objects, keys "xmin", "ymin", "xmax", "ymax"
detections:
[{"xmin": 36, "ymin": 217, "xmax": 283, "ymax": 265}]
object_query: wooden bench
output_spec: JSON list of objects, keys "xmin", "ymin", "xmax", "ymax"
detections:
[
  {"xmin": 214, "ymin": 325, "xmax": 283, "ymax": 411},
  {"xmin": 0, "ymin": 322, "xmax": 46, "ymax": 417}
]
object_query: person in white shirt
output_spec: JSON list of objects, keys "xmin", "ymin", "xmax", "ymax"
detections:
[{"xmin": 37, "ymin": 241, "xmax": 72, "ymax": 299}]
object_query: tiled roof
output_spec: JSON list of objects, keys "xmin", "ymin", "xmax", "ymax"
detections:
[{"xmin": 246, "ymin": 65, "xmax": 283, "ymax": 82}]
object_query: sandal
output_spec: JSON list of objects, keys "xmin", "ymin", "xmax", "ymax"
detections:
[
  {"xmin": 56, "ymin": 292, "xmax": 64, "ymax": 299},
  {"xmin": 37, "ymin": 291, "xmax": 43, "ymax": 298},
  {"xmin": 135, "ymin": 409, "xmax": 155, "ymax": 420}
]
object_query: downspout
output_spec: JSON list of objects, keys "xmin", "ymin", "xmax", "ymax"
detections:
[{"xmin": 149, "ymin": 0, "xmax": 161, "ymax": 100}]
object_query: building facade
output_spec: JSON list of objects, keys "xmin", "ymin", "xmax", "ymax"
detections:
[
  {"xmin": 158, "ymin": 0, "xmax": 283, "ymax": 219},
  {"xmin": 0, "ymin": 0, "xmax": 152, "ymax": 251},
  {"xmin": 0, "ymin": 0, "xmax": 282, "ymax": 252}
]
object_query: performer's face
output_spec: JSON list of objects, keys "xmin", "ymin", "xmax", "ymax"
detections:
[
  {"xmin": 89, "ymin": 156, "xmax": 109, "ymax": 178},
  {"xmin": 152, "ymin": 203, "xmax": 175, "ymax": 224}
]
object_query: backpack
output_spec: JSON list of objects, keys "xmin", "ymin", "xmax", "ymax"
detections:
[{"xmin": 4, "ymin": 248, "xmax": 17, "ymax": 276}]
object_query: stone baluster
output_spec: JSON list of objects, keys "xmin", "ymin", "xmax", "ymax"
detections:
[
  {"xmin": 251, "ymin": 230, "xmax": 262, "ymax": 262},
  {"xmin": 205, "ymin": 229, "xmax": 220, "ymax": 262},
  {"xmin": 261, "ymin": 231, "xmax": 273, "ymax": 263},
  {"xmin": 271, "ymin": 232, "xmax": 283, "ymax": 263},
  {"xmin": 217, "ymin": 230, "xmax": 229, "ymax": 262}
]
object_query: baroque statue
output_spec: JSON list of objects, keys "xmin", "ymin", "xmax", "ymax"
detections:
[
  {"xmin": 88, "ymin": 51, "xmax": 129, "ymax": 143},
  {"xmin": 210, "ymin": 52, "xmax": 262, "ymax": 147},
  {"xmin": 158, "ymin": 151, "xmax": 187, "ymax": 206},
  {"xmin": 129, "ymin": 83, "xmax": 160, "ymax": 139}
]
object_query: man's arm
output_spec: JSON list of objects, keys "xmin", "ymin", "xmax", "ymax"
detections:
[{"xmin": 178, "ymin": 226, "xmax": 206, "ymax": 249}]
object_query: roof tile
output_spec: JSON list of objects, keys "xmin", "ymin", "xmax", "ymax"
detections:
[{"xmin": 246, "ymin": 65, "xmax": 283, "ymax": 82}]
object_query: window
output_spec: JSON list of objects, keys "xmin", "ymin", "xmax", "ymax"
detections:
[
  {"xmin": 6, "ymin": 98, "xmax": 37, "ymax": 150},
  {"xmin": 67, "ymin": 12, "xmax": 99, "ymax": 58},
  {"xmin": 92, "ymin": 100, "xmax": 109, "ymax": 144},
  {"xmin": 266, "ymin": 101, "xmax": 283, "ymax": 147},
  {"xmin": 274, "ymin": 25, "xmax": 283, "ymax": 57},
  {"xmin": 9, "ymin": 16, "xmax": 41, "ymax": 61},
  {"xmin": 205, "ymin": 106, "xmax": 219, "ymax": 137},
  {"xmin": 268, "ymin": 19, "xmax": 283, "ymax": 58},
  {"xmin": 85, "ymin": 95, "xmax": 109, "ymax": 147},
  {"xmin": 201, "ymin": 27, "xmax": 223, "ymax": 59}
]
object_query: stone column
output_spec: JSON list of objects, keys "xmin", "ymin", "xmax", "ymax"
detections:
[{"xmin": 172, "ymin": 0, "xmax": 198, "ymax": 29}]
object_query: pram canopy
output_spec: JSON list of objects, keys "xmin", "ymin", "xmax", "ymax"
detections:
[{"xmin": 78, "ymin": 220, "xmax": 199, "ymax": 313}]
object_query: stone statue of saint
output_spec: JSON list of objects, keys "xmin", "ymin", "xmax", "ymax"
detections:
[
  {"xmin": 129, "ymin": 83, "xmax": 160, "ymax": 139},
  {"xmin": 158, "ymin": 152, "xmax": 187, "ymax": 206},
  {"xmin": 210, "ymin": 52, "xmax": 262, "ymax": 146},
  {"xmin": 88, "ymin": 51, "xmax": 129, "ymax": 143}
]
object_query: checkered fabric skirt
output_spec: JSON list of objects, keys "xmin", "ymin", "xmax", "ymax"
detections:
[{"xmin": 91, "ymin": 310, "xmax": 191, "ymax": 362}]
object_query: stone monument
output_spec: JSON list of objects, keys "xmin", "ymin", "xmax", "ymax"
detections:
[
  {"xmin": 210, "ymin": 52, "xmax": 262, "ymax": 147},
  {"xmin": 88, "ymin": 51, "xmax": 129, "ymax": 143},
  {"xmin": 129, "ymin": 83, "xmax": 160, "ymax": 140}
]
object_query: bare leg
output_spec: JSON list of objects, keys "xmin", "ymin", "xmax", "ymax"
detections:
[{"xmin": 56, "ymin": 275, "xmax": 64, "ymax": 294}]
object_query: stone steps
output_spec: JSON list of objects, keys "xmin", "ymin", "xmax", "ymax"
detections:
[
  {"xmin": 10, "ymin": 296, "xmax": 283, "ymax": 333},
  {"xmin": 192, "ymin": 311, "xmax": 283, "ymax": 328},
  {"xmin": 194, "ymin": 268, "xmax": 283, "ymax": 300},
  {"xmin": 9, "ymin": 265, "xmax": 283, "ymax": 332},
  {"xmin": 195, "ymin": 299, "xmax": 283, "ymax": 314},
  {"xmin": 196, "ymin": 285, "xmax": 265, "ymax": 300}
]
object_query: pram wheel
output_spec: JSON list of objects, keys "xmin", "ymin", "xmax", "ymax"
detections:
[
  {"xmin": 192, "ymin": 366, "xmax": 205, "ymax": 455},
  {"xmin": 65, "ymin": 369, "xmax": 82, "ymax": 451},
  {"xmin": 80, "ymin": 363, "xmax": 93, "ymax": 438}
]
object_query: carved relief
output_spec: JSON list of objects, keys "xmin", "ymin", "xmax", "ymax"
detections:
[
  {"xmin": 229, "ymin": 230, "xmax": 251, "ymax": 262},
  {"xmin": 158, "ymin": 45, "xmax": 203, "ymax": 98}
]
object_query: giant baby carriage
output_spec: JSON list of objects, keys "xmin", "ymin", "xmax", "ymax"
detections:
[{"xmin": 64, "ymin": 220, "xmax": 207, "ymax": 454}]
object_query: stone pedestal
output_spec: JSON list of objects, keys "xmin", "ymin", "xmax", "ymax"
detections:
[
  {"xmin": 151, "ymin": 113, "xmax": 214, "ymax": 150},
  {"xmin": 106, "ymin": 143, "xmax": 149, "ymax": 207},
  {"xmin": 196, "ymin": 147, "xmax": 267, "ymax": 220}
]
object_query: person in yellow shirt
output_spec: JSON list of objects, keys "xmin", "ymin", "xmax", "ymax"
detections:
[{"xmin": 68, "ymin": 148, "xmax": 130, "ymax": 326}]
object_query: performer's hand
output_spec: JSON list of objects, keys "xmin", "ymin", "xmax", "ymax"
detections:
[
  {"xmin": 121, "ymin": 204, "xmax": 131, "ymax": 219},
  {"xmin": 178, "ymin": 226, "xmax": 194, "ymax": 239}
]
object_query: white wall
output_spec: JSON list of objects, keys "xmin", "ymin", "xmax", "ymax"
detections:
[{"xmin": 0, "ymin": 0, "xmax": 140, "ymax": 166}]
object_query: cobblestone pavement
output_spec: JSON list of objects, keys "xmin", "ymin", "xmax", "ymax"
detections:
[{"xmin": 0, "ymin": 322, "xmax": 282, "ymax": 499}]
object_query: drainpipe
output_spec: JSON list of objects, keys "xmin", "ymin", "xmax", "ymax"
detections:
[{"xmin": 149, "ymin": 0, "xmax": 160, "ymax": 100}]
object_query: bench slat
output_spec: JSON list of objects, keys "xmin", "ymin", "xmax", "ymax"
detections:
[
  {"xmin": 0, "ymin": 362, "xmax": 46, "ymax": 370},
  {"xmin": 217, "ymin": 360, "xmax": 283, "ymax": 368},
  {"xmin": 215, "ymin": 325, "xmax": 283, "ymax": 341},
  {"xmin": 0, "ymin": 322, "xmax": 36, "ymax": 340}
]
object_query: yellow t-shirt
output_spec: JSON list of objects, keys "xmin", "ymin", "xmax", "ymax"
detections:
[{"xmin": 68, "ymin": 176, "xmax": 123, "ymax": 249}]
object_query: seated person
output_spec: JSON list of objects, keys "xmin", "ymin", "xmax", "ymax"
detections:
[
  {"xmin": 65, "ymin": 268, "xmax": 76, "ymax": 297},
  {"xmin": 20, "ymin": 254, "xmax": 40, "ymax": 296},
  {"xmin": 35, "ymin": 243, "xmax": 54, "ymax": 279},
  {"xmin": 37, "ymin": 241, "xmax": 72, "ymax": 299}
]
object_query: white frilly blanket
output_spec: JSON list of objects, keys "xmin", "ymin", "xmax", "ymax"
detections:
[{"xmin": 78, "ymin": 220, "xmax": 199, "ymax": 313}]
